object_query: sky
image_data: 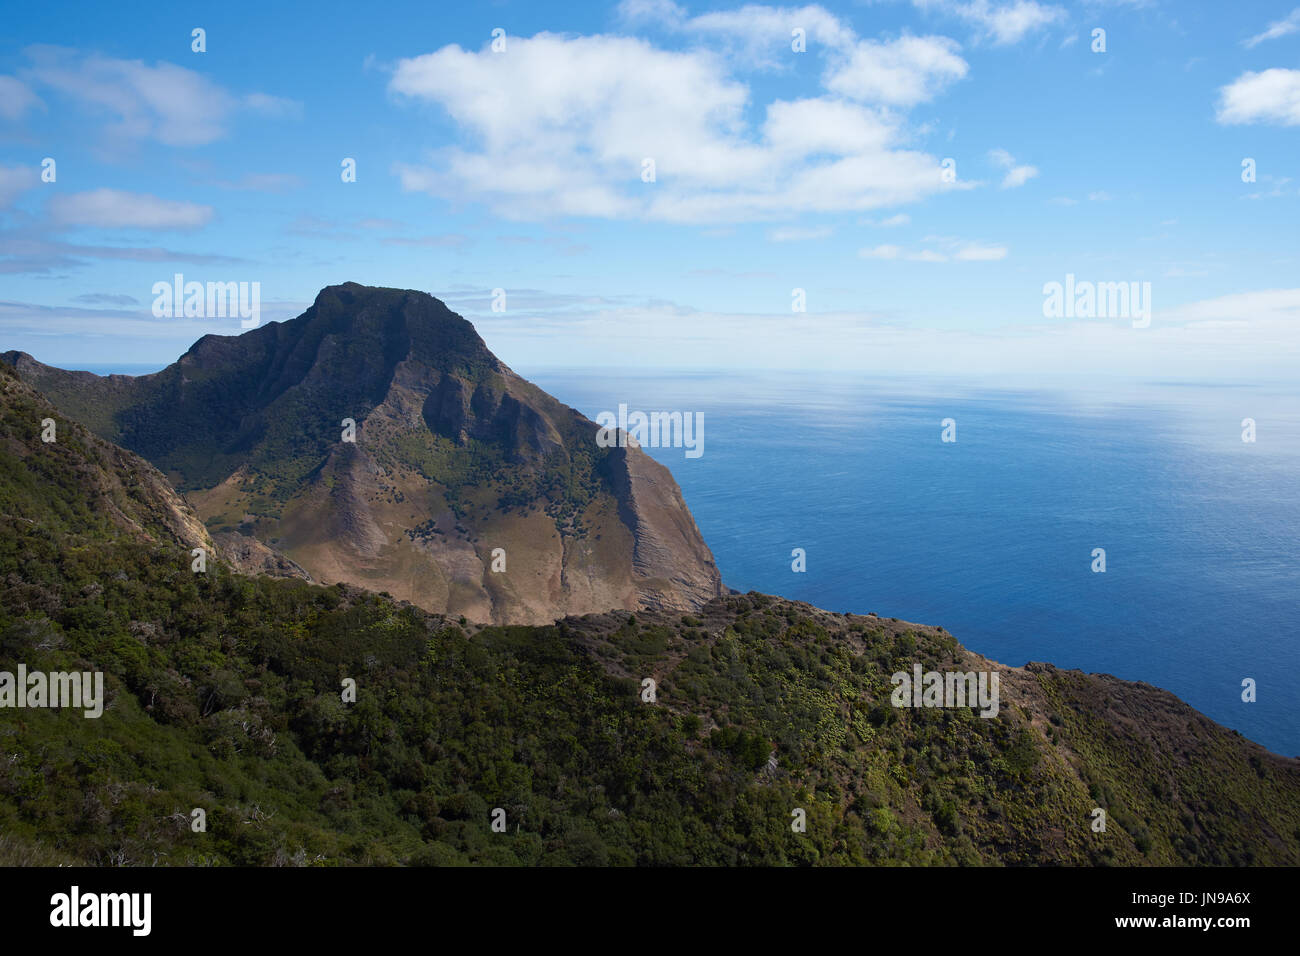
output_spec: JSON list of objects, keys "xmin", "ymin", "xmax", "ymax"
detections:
[{"xmin": 1, "ymin": 0, "xmax": 1299, "ymax": 380}]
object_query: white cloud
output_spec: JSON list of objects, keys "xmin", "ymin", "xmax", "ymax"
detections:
[
  {"xmin": 913, "ymin": 1, "xmax": 1065, "ymax": 46},
  {"xmin": 862, "ymin": 213, "xmax": 911, "ymax": 226},
  {"xmin": 243, "ymin": 93, "xmax": 303, "ymax": 118},
  {"xmin": 616, "ymin": 0, "xmax": 688, "ymax": 27},
  {"xmin": 1242, "ymin": 173, "xmax": 1300, "ymax": 200},
  {"xmin": 48, "ymin": 189, "xmax": 214, "ymax": 229},
  {"xmin": 1162, "ymin": 288, "xmax": 1300, "ymax": 324},
  {"xmin": 762, "ymin": 98, "xmax": 896, "ymax": 155},
  {"xmin": 989, "ymin": 148, "xmax": 1037, "ymax": 188},
  {"xmin": 860, "ymin": 244, "xmax": 902, "ymax": 259},
  {"xmin": 859, "ymin": 239, "xmax": 1006, "ymax": 261},
  {"xmin": 619, "ymin": 2, "xmax": 856, "ymax": 65},
  {"xmin": 1049, "ymin": 192, "xmax": 1113, "ymax": 205},
  {"xmin": 0, "ymin": 76, "xmax": 42, "ymax": 121},
  {"xmin": 1244, "ymin": 8, "xmax": 1300, "ymax": 48},
  {"xmin": 825, "ymin": 35, "xmax": 968, "ymax": 106},
  {"xmin": 21, "ymin": 46, "xmax": 294, "ymax": 147},
  {"xmin": 390, "ymin": 31, "xmax": 964, "ymax": 222},
  {"xmin": 953, "ymin": 242, "xmax": 1007, "ymax": 260},
  {"xmin": 620, "ymin": 4, "xmax": 968, "ymax": 105},
  {"xmin": 1001, "ymin": 165, "xmax": 1038, "ymax": 188},
  {"xmin": 1217, "ymin": 69, "xmax": 1300, "ymax": 126}
]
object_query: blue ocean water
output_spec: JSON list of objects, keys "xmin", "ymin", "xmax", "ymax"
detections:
[{"xmin": 528, "ymin": 369, "xmax": 1300, "ymax": 757}]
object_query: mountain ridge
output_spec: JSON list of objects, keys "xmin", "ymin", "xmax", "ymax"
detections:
[{"xmin": 4, "ymin": 283, "xmax": 723, "ymax": 625}]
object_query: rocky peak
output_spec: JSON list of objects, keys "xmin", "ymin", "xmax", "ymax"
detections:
[{"xmin": 5, "ymin": 284, "xmax": 723, "ymax": 624}]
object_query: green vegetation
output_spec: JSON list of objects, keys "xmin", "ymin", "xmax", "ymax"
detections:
[{"xmin": 2, "ymin": 363, "xmax": 1298, "ymax": 866}]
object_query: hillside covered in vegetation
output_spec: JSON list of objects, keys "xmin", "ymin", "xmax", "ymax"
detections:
[{"xmin": 1, "ymin": 362, "xmax": 1297, "ymax": 866}]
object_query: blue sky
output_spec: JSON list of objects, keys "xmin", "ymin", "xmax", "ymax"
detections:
[{"xmin": 2, "ymin": 0, "xmax": 1299, "ymax": 379}]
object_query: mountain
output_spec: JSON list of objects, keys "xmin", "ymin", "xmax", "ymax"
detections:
[
  {"xmin": 4, "ymin": 283, "xmax": 722, "ymax": 625},
  {"xmin": 1, "ymin": 361, "xmax": 1297, "ymax": 867}
]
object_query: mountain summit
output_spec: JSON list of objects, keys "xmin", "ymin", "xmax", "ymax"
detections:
[{"xmin": 5, "ymin": 283, "xmax": 722, "ymax": 623}]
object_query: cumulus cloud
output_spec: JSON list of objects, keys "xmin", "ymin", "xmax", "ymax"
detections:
[
  {"xmin": 619, "ymin": 2, "xmax": 968, "ymax": 102},
  {"xmin": 389, "ymin": 25, "xmax": 969, "ymax": 222},
  {"xmin": 48, "ymin": 189, "xmax": 214, "ymax": 229},
  {"xmin": 825, "ymin": 35, "xmax": 968, "ymax": 105},
  {"xmin": 1217, "ymin": 69, "xmax": 1300, "ymax": 125}
]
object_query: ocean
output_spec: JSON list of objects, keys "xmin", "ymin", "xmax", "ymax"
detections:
[{"xmin": 530, "ymin": 369, "xmax": 1300, "ymax": 758}]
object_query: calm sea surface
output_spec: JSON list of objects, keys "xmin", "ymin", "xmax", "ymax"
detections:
[{"xmin": 530, "ymin": 369, "xmax": 1300, "ymax": 757}]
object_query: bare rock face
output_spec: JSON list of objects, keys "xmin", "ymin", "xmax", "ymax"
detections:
[
  {"xmin": 5, "ymin": 283, "xmax": 723, "ymax": 623},
  {"xmin": 210, "ymin": 531, "xmax": 313, "ymax": 582},
  {"xmin": 605, "ymin": 444, "xmax": 722, "ymax": 611}
]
